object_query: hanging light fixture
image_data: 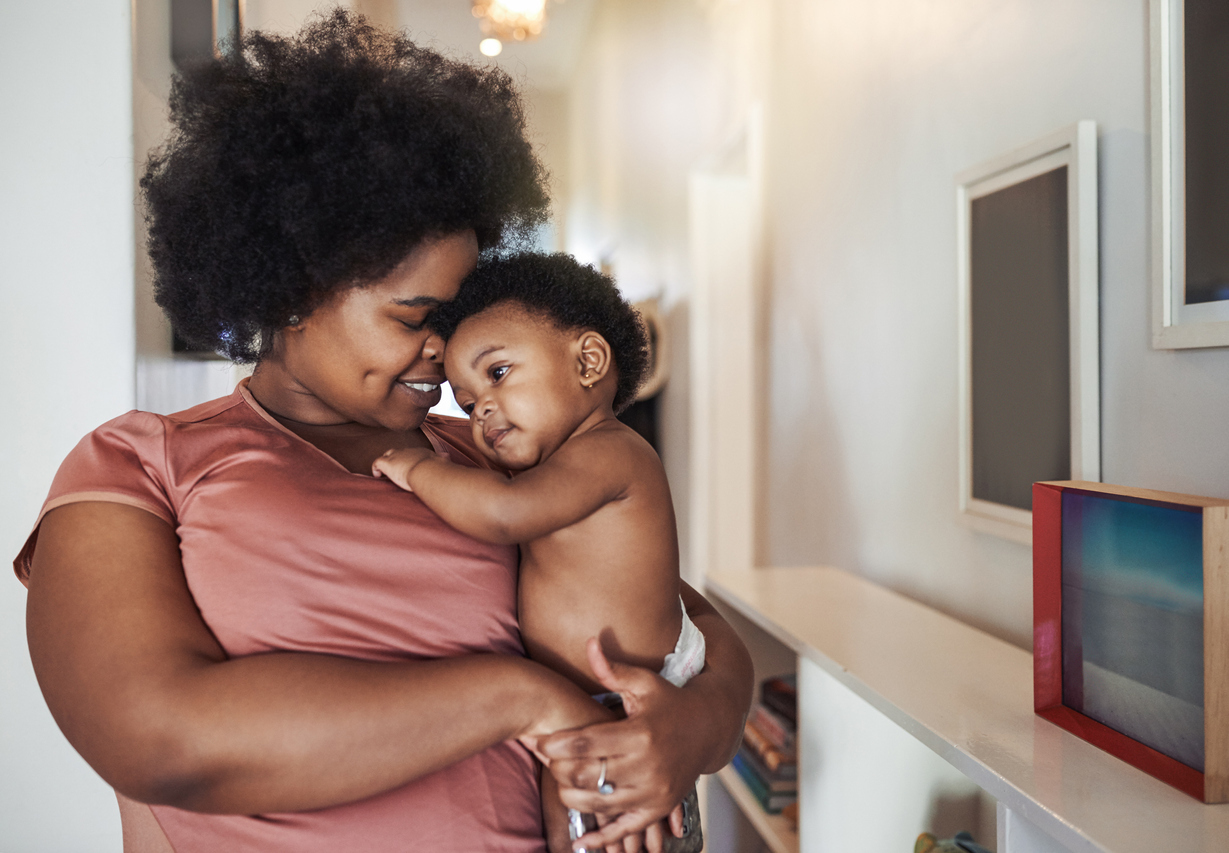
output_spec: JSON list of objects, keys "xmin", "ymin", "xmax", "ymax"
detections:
[{"xmin": 472, "ymin": 0, "xmax": 548, "ymax": 44}]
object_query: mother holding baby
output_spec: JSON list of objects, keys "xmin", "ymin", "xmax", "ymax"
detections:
[{"xmin": 15, "ymin": 11, "xmax": 752, "ymax": 853}]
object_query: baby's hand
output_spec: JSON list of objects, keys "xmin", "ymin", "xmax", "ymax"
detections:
[{"xmin": 371, "ymin": 447, "xmax": 439, "ymax": 491}]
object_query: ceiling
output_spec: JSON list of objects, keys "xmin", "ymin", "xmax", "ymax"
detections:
[{"xmin": 395, "ymin": 0, "xmax": 597, "ymax": 90}]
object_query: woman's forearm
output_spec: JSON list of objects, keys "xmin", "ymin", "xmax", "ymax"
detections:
[
  {"xmin": 145, "ymin": 652, "xmax": 581, "ymax": 813},
  {"xmin": 678, "ymin": 580, "xmax": 755, "ymax": 771},
  {"xmin": 25, "ymin": 502, "xmax": 605, "ymax": 814}
]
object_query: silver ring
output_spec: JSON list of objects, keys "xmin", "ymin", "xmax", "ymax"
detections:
[{"xmin": 596, "ymin": 758, "xmax": 615, "ymax": 795}]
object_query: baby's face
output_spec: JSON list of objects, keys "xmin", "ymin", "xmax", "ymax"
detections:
[{"xmin": 444, "ymin": 302, "xmax": 591, "ymax": 470}]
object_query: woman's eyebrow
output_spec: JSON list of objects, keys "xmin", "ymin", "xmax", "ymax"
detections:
[{"xmin": 390, "ymin": 296, "xmax": 443, "ymax": 308}]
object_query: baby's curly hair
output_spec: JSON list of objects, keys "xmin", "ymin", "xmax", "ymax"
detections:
[
  {"xmin": 431, "ymin": 253, "xmax": 649, "ymax": 413},
  {"xmin": 141, "ymin": 9, "xmax": 549, "ymax": 361}
]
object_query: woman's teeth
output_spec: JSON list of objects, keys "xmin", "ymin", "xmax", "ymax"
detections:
[{"xmin": 402, "ymin": 382, "xmax": 439, "ymax": 393}]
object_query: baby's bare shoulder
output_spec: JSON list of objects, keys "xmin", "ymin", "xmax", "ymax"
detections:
[
  {"xmin": 555, "ymin": 420, "xmax": 666, "ymax": 488},
  {"xmin": 565, "ymin": 419, "xmax": 658, "ymax": 460}
]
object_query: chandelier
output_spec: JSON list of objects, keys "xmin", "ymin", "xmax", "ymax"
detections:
[{"xmin": 471, "ymin": 0, "xmax": 549, "ymax": 44}]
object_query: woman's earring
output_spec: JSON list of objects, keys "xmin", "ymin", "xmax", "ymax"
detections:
[{"xmin": 287, "ymin": 315, "xmax": 301, "ymax": 327}]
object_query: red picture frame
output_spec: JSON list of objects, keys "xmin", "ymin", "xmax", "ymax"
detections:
[{"xmin": 1033, "ymin": 480, "xmax": 1229, "ymax": 802}]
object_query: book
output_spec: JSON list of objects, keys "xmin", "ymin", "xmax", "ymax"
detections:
[
  {"xmin": 761, "ymin": 674, "xmax": 797, "ymax": 725},
  {"xmin": 730, "ymin": 752, "xmax": 797, "ymax": 813},
  {"xmin": 742, "ymin": 718, "xmax": 796, "ymax": 774},
  {"xmin": 735, "ymin": 744, "xmax": 796, "ymax": 787},
  {"xmin": 750, "ymin": 703, "xmax": 795, "ymax": 752}
]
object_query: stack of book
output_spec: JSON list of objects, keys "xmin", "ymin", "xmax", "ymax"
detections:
[{"xmin": 731, "ymin": 674, "xmax": 797, "ymax": 814}]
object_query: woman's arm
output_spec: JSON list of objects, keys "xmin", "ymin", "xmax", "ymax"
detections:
[
  {"xmin": 25, "ymin": 501, "xmax": 612, "ymax": 815},
  {"xmin": 534, "ymin": 582, "xmax": 754, "ymax": 849}
]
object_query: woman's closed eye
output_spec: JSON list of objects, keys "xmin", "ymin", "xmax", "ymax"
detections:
[
  {"xmin": 396, "ymin": 308, "xmax": 437, "ymax": 332},
  {"xmin": 399, "ymin": 314, "xmax": 437, "ymax": 332}
]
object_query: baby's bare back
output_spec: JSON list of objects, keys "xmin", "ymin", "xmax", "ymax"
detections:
[{"xmin": 517, "ymin": 425, "xmax": 682, "ymax": 695}]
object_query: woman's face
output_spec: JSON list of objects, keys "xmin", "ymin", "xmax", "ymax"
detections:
[{"xmin": 272, "ymin": 230, "xmax": 479, "ymax": 431}]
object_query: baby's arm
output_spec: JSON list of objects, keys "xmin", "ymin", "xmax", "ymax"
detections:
[{"xmin": 373, "ymin": 430, "xmax": 635, "ymax": 544}]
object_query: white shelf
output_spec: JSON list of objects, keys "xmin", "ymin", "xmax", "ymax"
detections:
[
  {"xmin": 713, "ymin": 765, "xmax": 799, "ymax": 853},
  {"xmin": 707, "ymin": 566, "xmax": 1229, "ymax": 853}
]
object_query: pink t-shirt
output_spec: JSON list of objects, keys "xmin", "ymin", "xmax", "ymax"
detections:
[{"xmin": 14, "ymin": 381, "xmax": 544, "ymax": 853}]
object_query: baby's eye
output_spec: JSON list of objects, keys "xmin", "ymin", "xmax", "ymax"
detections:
[
  {"xmin": 491, "ymin": 365, "xmax": 509, "ymax": 382},
  {"xmin": 462, "ymin": 402, "xmax": 475, "ymax": 415}
]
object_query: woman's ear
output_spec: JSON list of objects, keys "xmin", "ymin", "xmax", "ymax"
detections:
[{"xmin": 576, "ymin": 331, "xmax": 612, "ymax": 388}]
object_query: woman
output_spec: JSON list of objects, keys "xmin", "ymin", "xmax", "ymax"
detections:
[{"xmin": 15, "ymin": 11, "xmax": 752, "ymax": 853}]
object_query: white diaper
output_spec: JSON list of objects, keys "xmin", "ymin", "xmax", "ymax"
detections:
[{"xmin": 658, "ymin": 599, "xmax": 706, "ymax": 687}]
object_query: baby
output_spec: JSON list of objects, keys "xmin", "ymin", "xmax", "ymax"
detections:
[{"xmin": 373, "ymin": 253, "xmax": 704, "ymax": 853}]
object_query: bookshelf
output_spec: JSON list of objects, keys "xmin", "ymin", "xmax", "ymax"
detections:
[
  {"xmin": 712, "ymin": 765, "xmax": 799, "ymax": 853},
  {"xmin": 707, "ymin": 566, "xmax": 1229, "ymax": 853},
  {"xmin": 706, "ymin": 593, "xmax": 799, "ymax": 853}
]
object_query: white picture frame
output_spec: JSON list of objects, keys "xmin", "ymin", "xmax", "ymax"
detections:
[
  {"xmin": 956, "ymin": 122, "xmax": 1100, "ymax": 544},
  {"xmin": 1151, "ymin": 0, "xmax": 1229, "ymax": 349}
]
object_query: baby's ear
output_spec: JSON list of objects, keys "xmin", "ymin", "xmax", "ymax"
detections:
[{"xmin": 575, "ymin": 330, "xmax": 612, "ymax": 388}]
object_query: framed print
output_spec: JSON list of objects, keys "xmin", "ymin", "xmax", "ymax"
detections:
[
  {"xmin": 1034, "ymin": 480, "xmax": 1229, "ymax": 802},
  {"xmin": 1151, "ymin": 0, "xmax": 1229, "ymax": 348},
  {"xmin": 956, "ymin": 122, "xmax": 1100, "ymax": 544}
]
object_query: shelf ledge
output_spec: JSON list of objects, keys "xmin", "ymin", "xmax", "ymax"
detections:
[{"xmin": 706, "ymin": 566, "xmax": 1229, "ymax": 853}]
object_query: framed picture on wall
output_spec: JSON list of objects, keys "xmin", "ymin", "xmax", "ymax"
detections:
[
  {"xmin": 956, "ymin": 122, "xmax": 1100, "ymax": 544},
  {"xmin": 1033, "ymin": 480, "xmax": 1229, "ymax": 802},
  {"xmin": 1151, "ymin": 0, "xmax": 1229, "ymax": 348}
]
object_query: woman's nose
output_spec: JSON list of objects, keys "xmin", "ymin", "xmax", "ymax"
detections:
[{"xmin": 421, "ymin": 331, "xmax": 445, "ymax": 362}]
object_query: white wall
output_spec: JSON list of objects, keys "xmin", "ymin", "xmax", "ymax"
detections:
[
  {"xmin": 757, "ymin": 0, "xmax": 1229, "ymax": 648},
  {"xmin": 563, "ymin": 0, "xmax": 1229, "ymax": 651},
  {"xmin": 560, "ymin": 0, "xmax": 744, "ymax": 579},
  {"xmin": 0, "ymin": 2, "xmax": 135, "ymax": 849}
]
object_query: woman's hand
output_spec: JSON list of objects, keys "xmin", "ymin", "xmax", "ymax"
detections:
[
  {"xmin": 534, "ymin": 640, "xmax": 706, "ymax": 850},
  {"xmin": 537, "ymin": 585, "xmax": 753, "ymax": 851}
]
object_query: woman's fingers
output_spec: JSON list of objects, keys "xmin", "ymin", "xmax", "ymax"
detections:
[
  {"xmin": 571, "ymin": 810, "xmax": 662, "ymax": 852},
  {"xmin": 643, "ymin": 821, "xmax": 665, "ymax": 853},
  {"xmin": 667, "ymin": 803, "xmax": 685, "ymax": 838},
  {"xmin": 540, "ymin": 718, "xmax": 648, "ymax": 763},
  {"xmin": 554, "ymin": 779, "xmax": 639, "ymax": 815},
  {"xmin": 549, "ymin": 752, "xmax": 637, "ymax": 792},
  {"xmin": 583, "ymin": 638, "xmax": 661, "ymax": 717}
]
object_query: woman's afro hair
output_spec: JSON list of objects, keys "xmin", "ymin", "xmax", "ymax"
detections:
[
  {"xmin": 431, "ymin": 253, "xmax": 649, "ymax": 413},
  {"xmin": 141, "ymin": 9, "xmax": 549, "ymax": 361}
]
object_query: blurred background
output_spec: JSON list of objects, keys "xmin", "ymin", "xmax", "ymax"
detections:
[{"xmin": 4, "ymin": 1, "xmax": 1229, "ymax": 849}]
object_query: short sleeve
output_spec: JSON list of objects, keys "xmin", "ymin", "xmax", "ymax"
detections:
[
  {"xmin": 13, "ymin": 411, "xmax": 176, "ymax": 585},
  {"xmin": 422, "ymin": 414, "xmax": 503, "ymax": 472}
]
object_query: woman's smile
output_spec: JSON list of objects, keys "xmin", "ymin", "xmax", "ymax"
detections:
[
  {"xmin": 398, "ymin": 379, "xmax": 444, "ymax": 408},
  {"xmin": 251, "ymin": 230, "xmax": 479, "ymax": 431}
]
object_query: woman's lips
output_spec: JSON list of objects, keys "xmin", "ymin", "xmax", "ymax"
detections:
[{"xmin": 398, "ymin": 380, "xmax": 442, "ymax": 407}]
